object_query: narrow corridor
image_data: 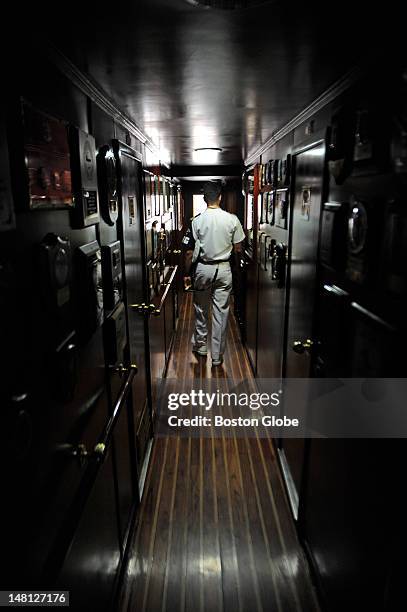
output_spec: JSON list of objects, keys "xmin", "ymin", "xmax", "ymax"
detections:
[
  {"xmin": 119, "ymin": 294, "xmax": 319, "ymax": 612},
  {"xmin": 2, "ymin": 5, "xmax": 405, "ymax": 607}
]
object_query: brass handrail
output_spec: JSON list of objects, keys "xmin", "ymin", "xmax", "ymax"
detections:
[
  {"xmin": 153, "ymin": 265, "xmax": 178, "ymax": 316},
  {"xmin": 94, "ymin": 365, "xmax": 138, "ymax": 460},
  {"xmin": 43, "ymin": 363, "xmax": 138, "ymax": 579},
  {"xmin": 131, "ymin": 265, "xmax": 179, "ymax": 316}
]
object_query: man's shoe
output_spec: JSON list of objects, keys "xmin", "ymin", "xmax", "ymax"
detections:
[
  {"xmin": 192, "ymin": 345, "xmax": 208, "ymax": 356},
  {"xmin": 211, "ymin": 356, "xmax": 223, "ymax": 367}
]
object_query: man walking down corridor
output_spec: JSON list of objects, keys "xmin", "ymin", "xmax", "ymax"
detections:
[{"xmin": 183, "ymin": 181, "xmax": 245, "ymax": 367}]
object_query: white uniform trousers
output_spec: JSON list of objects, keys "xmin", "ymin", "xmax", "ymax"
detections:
[{"xmin": 191, "ymin": 261, "xmax": 233, "ymax": 360}]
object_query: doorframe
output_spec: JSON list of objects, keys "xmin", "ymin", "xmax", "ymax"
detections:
[
  {"xmin": 112, "ymin": 139, "xmax": 153, "ymax": 466},
  {"xmin": 297, "ymin": 131, "xmax": 332, "ymax": 534},
  {"xmin": 277, "ymin": 136, "xmax": 330, "ymax": 526},
  {"xmin": 281, "ymin": 137, "xmax": 326, "ymax": 382}
]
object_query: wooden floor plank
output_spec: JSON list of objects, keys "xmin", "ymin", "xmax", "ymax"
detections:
[
  {"xmin": 159, "ymin": 435, "xmax": 183, "ymax": 612},
  {"xmin": 210, "ymin": 428, "xmax": 241, "ymax": 612},
  {"xmin": 185, "ymin": 437, "xmax": 202, "ymax": 612},
  {"xmin": 120, "ymin": 293, "xmax": 320, "ymax": 612},
  {"xmin": 201, "ymin": 436, "xmax": 223, "ymax": 612},
  {"xmin": 124, "ymin": 439, "xmax": 166, "ymax": 612},
  {"xmin": 227, "ymin": 298, "xmax": 318, "ymax": 611},
  {"xmin": 144, "ymin": 437, "xmax": 179, "ymax": 612}
]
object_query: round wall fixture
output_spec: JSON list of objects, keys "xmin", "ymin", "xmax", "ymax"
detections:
[{"xmin": 186, "ymin": 0, "xmax": 273, "ymax": 9}]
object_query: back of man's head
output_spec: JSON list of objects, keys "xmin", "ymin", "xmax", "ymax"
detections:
[{"xmin": 203, "ymin": 181, "xmax": 223, "ymax": 204}]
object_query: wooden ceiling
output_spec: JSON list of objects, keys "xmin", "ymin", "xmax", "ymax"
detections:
[{"xmin": 11, "ymin": 0, "xmax": 403, "ymax": 165}]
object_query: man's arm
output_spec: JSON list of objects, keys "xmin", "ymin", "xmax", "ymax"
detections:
[
  {"xmin": 184, "ymin": 249, "xmax": 193, "ymax": 281},
  {"xmin": 231, "ymin": 215, "xmax": 245, "ymax": 268},
  {"xmin": 181, "ymin": 220, "xmax": 196, "ymax": 289},
  {"xmin": 233, "ymin": 240, "xmax": 244, "ymax": 268}
]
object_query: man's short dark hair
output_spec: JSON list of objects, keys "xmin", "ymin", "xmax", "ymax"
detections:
[{"xmin": 202, "ymin": 181, "xmax": 222, "ymax": 204}]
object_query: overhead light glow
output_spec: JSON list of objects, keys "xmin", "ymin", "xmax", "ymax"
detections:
[
  {"xmin": 185, "ymin": 0, "xmax": 273, "ymax": 9},
  {"xmin": 193, "ymin": 147, "xmax": 222, "ymax": 164}
]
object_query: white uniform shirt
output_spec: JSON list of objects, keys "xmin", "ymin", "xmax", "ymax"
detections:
[{"xmin": 191, "ymin": 207, "xmax": 245, "ymax": 263}]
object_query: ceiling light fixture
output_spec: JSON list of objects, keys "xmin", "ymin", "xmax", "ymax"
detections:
[
  {"xmin": 194, "ymin": 147, "xmax": 223, "ymax": 152},
  {"xmin": 193, "ymin": 147, "xmax": 223, "ymax": 164},
  {"xmin": 185, "ymin": 0, "xmax": 272, "ymax": 9}
]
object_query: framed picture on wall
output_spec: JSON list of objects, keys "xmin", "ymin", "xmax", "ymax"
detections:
[
  {"xmin": 164, "ymin": 179, "xmax": 170, "ymax": 212},
  {"xmin": 282, "ymin": 154, "xmax": 291, "ymax": 186},
  {"xmin": 275, "ymin": 158, "xmax": 288, "ymax": 187},
  {"xmin": 158, "ymin": 176, "xmax": 164, "ymax": 215},
  {"xmin": 246, "ymin": 193, "xmax": 254, "ymax": 231},
  {"xmin": 153, "ymin": 175, "xmax": 160, "ymax": 216},
  {"xmin": 266, "ymin": 159, "xmax": 274, "ymax": 186},
  {"xmin": 245, "ymin": 192, "xmax": 256, "ymax": 247},
  {"xmin": 177, "ymin": 189, "xmax": 184, "ymax": 230},
  {"xmin": 144, "ymin": 171, "xmax": 152, "ymax": 220},
  {"xmin": 267, "ymin": 191, "xmax": 275, "ymax": 225},
  {"xmin": 275, "ymin": 189, "xmax": 289, "ymax": 229},
  {"xmin": 260, "ymin": 192, "xmax": 267, "ymax": 224},
  {"xmin": 145, "ymin": 222, "xmax": 153, "ymax": 260},
  {"xmin": 168, "ymin": 181, "xmax": 172, "ymax": 212},
  {"xmin": 164, "ymin": 214, "xmax": 173, "ymax": 248},
  {"xmin": 19, "ymin": 101, "xmax": 73, "ymax": 210},
  {"xmin": 160, "ymin": 178, "xmax": 165, "ymax": 213}
]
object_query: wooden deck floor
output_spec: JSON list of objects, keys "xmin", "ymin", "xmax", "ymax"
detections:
[{"xmin": 119, "ymin": 294, "xmax": 319, "ymax": 612}]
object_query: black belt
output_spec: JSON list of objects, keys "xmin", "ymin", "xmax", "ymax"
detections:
[{"xmin": 197, "ymin": 258, "xmax": 230, "ymax": 265}]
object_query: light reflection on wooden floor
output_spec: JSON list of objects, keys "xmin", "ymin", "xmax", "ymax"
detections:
[{"xmin": 119, "ymin": 293, "xmax": 320, "ymax": 612}]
